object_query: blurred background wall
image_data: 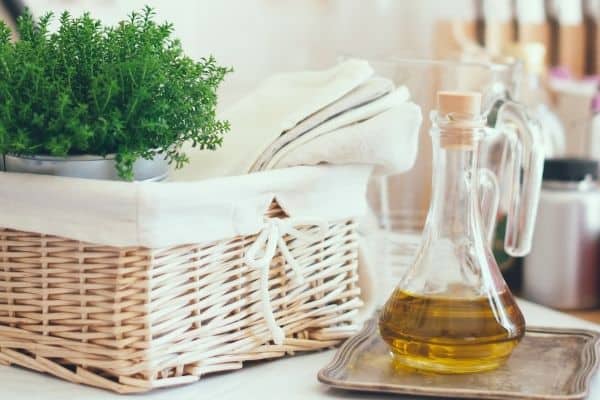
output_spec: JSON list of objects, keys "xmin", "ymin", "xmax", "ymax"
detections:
[
  {"xmin": 4, "ymin": 0, "xmax": 475, "ymax": 105},
  {"xmin": 0, "ymin": 0, "xmax": 17, "ymax": 31}
]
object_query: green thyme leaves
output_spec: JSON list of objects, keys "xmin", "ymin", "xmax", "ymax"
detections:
[{"xmin": 0, "ymin": 6, "xmax": 232, "ymax": 180}]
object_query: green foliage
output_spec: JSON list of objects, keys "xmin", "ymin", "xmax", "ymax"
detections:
[{"xmin": 0, "ymin": 6, "xmax": 231, "ymax": 180}]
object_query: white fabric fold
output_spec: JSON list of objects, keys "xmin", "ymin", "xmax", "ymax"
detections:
[
  {"xmin": 171, "ymin": 59, "xmax": 374, "ymax": 181},
  {"xmin": 267, "ymin": 101, "xmax": 422, "ymax": 175},
  {"xmin": 0, "ymin": 165, "xmax": 372, "ymax": 248},
  {"xmin": 249, "ymin": 77, "xmax": 395, "ymax": 172},
  {"xmin": 280, "ymin": 86, "xmax": 411, "ymax": 144},
  {"xmin": 253, "ymin": 86, "xmax": 416, "ymax": 173}
]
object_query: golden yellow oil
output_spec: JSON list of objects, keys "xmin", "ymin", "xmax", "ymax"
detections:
[{"xmin": 378, "ymin": 288, "xmax": 525, "ymax": 374}]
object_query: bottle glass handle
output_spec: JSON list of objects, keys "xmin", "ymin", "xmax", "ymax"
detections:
[
  {"xmin": 477, "ymin": 168, "xmax": 500, "ymax": 247},
  {"xmin": 492, "ymin": 100, "xmax": 544, "ymax": 257}
]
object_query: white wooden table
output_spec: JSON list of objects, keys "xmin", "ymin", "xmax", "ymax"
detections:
[{"xmin": 2, "ymin": 299, "xmax": 599, "ymax": 400}]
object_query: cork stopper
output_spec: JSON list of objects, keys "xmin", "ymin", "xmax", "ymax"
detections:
[
  {"xmin": 436, "ymin": 91, "xmax": 483, "ymax": 150},
  {"xmin": 437, "ymin": 91, "xmax": 482, "ymax": 117}
]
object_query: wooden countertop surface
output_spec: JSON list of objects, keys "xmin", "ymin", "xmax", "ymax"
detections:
[{"xmin": 565, "ymin": 309, "xmax": 600, "ymax": 324}]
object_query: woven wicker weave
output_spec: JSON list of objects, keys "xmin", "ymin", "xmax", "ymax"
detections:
[{"xmin": 0, "ymin": 201, "xmax": 362, "ymax": 393}]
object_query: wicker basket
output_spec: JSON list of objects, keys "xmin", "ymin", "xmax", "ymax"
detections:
[{"xmin": 0, "ymin": 201, "xmax": 362, "ymax": 393}]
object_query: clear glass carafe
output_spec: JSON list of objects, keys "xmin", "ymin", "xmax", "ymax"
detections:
[
  {"xmin": 379, "ymin": 91, "xmax": 543, "ymax": 374},
  {"xmin": 361, "ymin": 58, "xmax": 541, "ymax": 302}
]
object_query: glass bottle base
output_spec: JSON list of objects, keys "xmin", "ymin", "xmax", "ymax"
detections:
[
  {"xmin": 388, "ymin": 339, "xmax": 518, "ymax": 374},
  {"xmin": 379, "ymin": 288, "xmax": 525, "ymax": 374}
]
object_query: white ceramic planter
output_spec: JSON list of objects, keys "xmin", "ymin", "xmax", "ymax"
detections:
[{"xmin": 2, "ymin": 154, "xmax": 169, "ymax": 181}]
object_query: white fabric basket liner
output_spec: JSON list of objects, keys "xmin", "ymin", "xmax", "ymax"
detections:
[{"xmin": 0, "ymin": 164, "xmax": 372, "ymax": 248}]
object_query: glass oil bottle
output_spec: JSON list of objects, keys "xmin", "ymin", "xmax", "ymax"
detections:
[{"xmin": 379, "ymin": 91, "xmax": 543, "ymax": 374}]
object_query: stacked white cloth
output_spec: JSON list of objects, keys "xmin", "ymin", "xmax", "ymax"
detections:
[{"xmin": 171, "ymin": 59, "xmax": 423, "ymax": 181}]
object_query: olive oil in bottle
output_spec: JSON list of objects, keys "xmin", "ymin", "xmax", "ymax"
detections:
[
  {"xmin": 379, "ymin": 288, "xmax": 525, "ymax": 374},
  {"xmin": 378, "ymin": 91, "xmax": 540, "ymax": 374}
]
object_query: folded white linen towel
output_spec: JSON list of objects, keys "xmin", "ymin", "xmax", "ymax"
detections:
[
  {"xmin": 171, "ymin": 59, "xmax": 374, "ymax": 181},
  {"xmin": 270, "ymin": 103, "xmax": 422, "ymax": 174},
  {"xmin": 172, "ymin": 59, "xmax": 422, "ymax": 181},
  {"xmin": 256, "ymin": 87, "xmax": 421, "ymax": 174},
  {"xmin": 249, "ymin": 77, "xmax": 395, "ymax": 171}
]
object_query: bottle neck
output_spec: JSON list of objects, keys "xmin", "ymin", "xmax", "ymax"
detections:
[{"xmin": 425, "ymin": 136, "xmax": 482, "ymax": 241}]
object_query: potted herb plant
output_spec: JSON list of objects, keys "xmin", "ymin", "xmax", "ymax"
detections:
[{"xmin": 0, "ymin": 6, "xmax": 231, "ymax": 181}]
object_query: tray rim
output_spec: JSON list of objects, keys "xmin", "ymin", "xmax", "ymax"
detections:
[{"xmin": 318, "ymin": 318, "xmax": 600, "ymax": 400}]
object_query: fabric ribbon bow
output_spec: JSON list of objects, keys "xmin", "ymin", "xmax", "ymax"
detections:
[{"xmin": 244, "ymin": 217, "xmax": 328, "ymax": 345}]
